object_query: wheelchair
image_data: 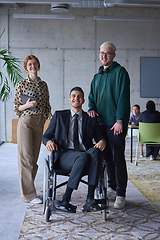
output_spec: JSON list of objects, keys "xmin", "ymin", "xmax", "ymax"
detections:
[{"xmin": 43, "ymin": 151, "xmax": 109, "ymax": 222}]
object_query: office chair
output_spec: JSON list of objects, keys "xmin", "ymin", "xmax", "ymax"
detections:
[{"xmin": 135, "ymin": 122, "xmax": 160, "ymax": 165}]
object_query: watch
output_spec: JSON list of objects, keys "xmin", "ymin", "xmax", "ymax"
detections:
[{"xmin": 117, "ymin": 120, "xmax": 122, "ymax": 124}]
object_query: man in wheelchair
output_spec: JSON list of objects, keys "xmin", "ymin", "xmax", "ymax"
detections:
[{"xmin": 42, "ymin": 86, "xmax": 106, "ymax": 213}]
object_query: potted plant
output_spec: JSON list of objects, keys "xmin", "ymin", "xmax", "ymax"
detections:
[
  {"xmin": 0, "ymin": 29, "xmax": 23, "ymax": 101},
  {"xmin": 0, "ymin": 29, "xmax": 23, "ymax": 143}
]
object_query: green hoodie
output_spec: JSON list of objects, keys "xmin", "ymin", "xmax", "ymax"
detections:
[{"xmin": 88, "ymin": 61, "xmax": 130, "ymax": 127}]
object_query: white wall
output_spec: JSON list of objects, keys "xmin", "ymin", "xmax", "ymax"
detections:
[{"xmin": 0, "ymin": 4, "xmax": 160, "ymax": 141}]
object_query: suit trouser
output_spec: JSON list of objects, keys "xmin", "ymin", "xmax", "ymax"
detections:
[
  {"xmin": 58, "ymin": 148, "xmax": 102, "ymax": 190},
  {"xmin": 17, "ymin": 114, "xmax": 45, "ymax": 202},
  {"xmin": 100, "ymin": 125, "xmax": 128, "ymax": 197}
]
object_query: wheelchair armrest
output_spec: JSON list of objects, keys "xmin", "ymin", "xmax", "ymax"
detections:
[
  {"xmin": 44, "ymin": 152, "xmax": 55, "ymax": 175},
  {"xmin": 50, "ymin": 151, "xmax": 56, "ymax": 174}
]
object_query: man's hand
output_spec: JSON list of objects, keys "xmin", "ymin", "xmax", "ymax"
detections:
[
  {"xmin": 46, "ymin": 140, "xmax": 58, "ymax": 151},
  {"xmin": 87, "ymin": 110, "xmax": 99, "ymax": 118},
  {"xmin": 110, "ymin": 122, "xmax": 123, "ymax": 135},
  {"xmin": 94, "ymin": 140, "xmax": 106, "ymax": 151}
]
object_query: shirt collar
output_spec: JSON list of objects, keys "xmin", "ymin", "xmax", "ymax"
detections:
[
  {"xmin": 71, "ymin": 109, "xmax": 82, "ymax": 119},
  {"xmin": 132, "ymin": 112, "xmax": 141, "ymax": 117},
  {"xmin": 26, "ymin": 76, "xmax": 41, "ymax": 83}
]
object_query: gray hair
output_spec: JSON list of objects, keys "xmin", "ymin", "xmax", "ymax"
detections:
[{"xmin": 100, "ymin": 41, "xmax": 116, "ymax": 53}]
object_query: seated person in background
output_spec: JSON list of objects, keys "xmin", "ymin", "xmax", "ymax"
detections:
[
  {"xmin": 129, "ymin": 104, "xmax": 141, "ymax": 124},
  {"xmin": 42, "ymin": 86, "xmax": 106, "ymax": 213},
  {"xmin": 129, "ymin": 104, "xmax": 143, "ymax": 157},
  {"xmin": 135, "ymin": 100, "xmax": 160, "ymax": 160}
]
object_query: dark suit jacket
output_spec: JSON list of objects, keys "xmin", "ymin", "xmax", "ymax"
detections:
[{"xmin": 42, "ymin": 109, "xmax": 105, "ymax": 162}]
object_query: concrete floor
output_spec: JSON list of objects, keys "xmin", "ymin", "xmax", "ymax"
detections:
[{"xmin": 0, "ymin": 139, "xmax": 153, "ymax": 240}]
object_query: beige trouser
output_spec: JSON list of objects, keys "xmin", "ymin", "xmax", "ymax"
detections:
[{"xmin": 17, "ymin": 114, "xmax": 45, "ymax": 202}]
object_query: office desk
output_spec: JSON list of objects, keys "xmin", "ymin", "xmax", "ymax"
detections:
[{"xmin": 128, "ymin": 124, "xmax": 139, "ymax": 163}]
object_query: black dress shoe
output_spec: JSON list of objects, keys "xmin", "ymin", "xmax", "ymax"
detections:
[
  {"xmin": 56, "ymin": 200, "xmax": 77, "ymax": 213},
  {"xmin": 82, "ymin": 198, "xmax": 108, "ymax": 213},
  {"xmin": 82, "ymin": 198, "xmax": 101, "ymax": 212}
]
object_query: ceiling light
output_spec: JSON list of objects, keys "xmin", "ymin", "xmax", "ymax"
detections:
[
  {"xmin": 103, "ymin": 1, "xmax": 117, "ymax": 8},
  {"xmin": 51, "ymin": 3, "xmax": 70, "ymax": 13},
  {"xmin": 106, "ymin": 4, "xmax": 117, "ymax": 8},
  {"xmin": 94, "ymin": 16, "xmax": 154, "ymax": 21},
  {"xmin": 13, "ymin": 14, "xmax": 75, "ymax": 20}
]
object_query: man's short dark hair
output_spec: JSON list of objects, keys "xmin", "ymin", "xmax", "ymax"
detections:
[{"xmin": 70, "ymin": 86, "xmax": 84, "ymax": 98}]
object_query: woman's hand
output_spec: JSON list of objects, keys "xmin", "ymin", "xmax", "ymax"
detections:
[
  {"xmin": 18, "ymin": 98, "xmax": 37, "ymax": 111},
  {"xmin": 25, "ymin": 98, "xmax": 37, "ymax": 109}
]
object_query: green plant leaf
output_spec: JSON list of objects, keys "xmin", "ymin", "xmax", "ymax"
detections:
[
  {"xmin": 0, "ymin": 29, "xmax": 5, "ymax": 39},
  {"xmin": 0, "ymin": 30, "xmax": 23, "ymax": 101},
  {"xmin": 0, "ymin": 77, "xmax": 10, "ymax": 101}
]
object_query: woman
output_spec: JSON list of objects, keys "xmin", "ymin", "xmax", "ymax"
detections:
[
  {"xmin": 129, "ymin": 104, "xmax": 144, "ymax": 157},
  {"xmin": 129, "ymin": 104, "xmax": 141, "ymax": 124},
  {"xmin": 135, "ymin": 100, "xmax": 160, "ymax": 160},
  {"xmin": 14, "ymin": 55, "xmax": 52, "ymax": 203}
]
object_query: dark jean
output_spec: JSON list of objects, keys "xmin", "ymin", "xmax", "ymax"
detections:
[
  {"xmin": 146, "ymin": 145, "xmax": 160, "ymax": 158},
  {"xmin": 100, "ymin": 125, "xmax": 128, "ymax": 197}
]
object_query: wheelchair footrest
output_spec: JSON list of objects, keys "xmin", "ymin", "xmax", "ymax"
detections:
[
  {"xmin": 95, "ymin": 199, "xmax": 109, "ymax": 211},
  {"xmin": 51, "ymin": 200, "xmax": 77, "ymax": 213}
]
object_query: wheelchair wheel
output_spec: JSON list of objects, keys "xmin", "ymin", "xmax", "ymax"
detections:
[
  {"xmin": 43, "ymin": 156, "xmax": 50, "ymax": 204},
  {"xmin": 102, "ymin": 163, "xmax": 108, "ymax": 221},
  {"xmin": 103, "ymin": 165, "xmax": 108, "ymax": 189},
  {"xmin": 95, "ymin": 161, "xmax": 108, "ymax": 221},
  {"xmin": 45, "ymin": 205, "xmax": 51, "ymax": 222}
]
